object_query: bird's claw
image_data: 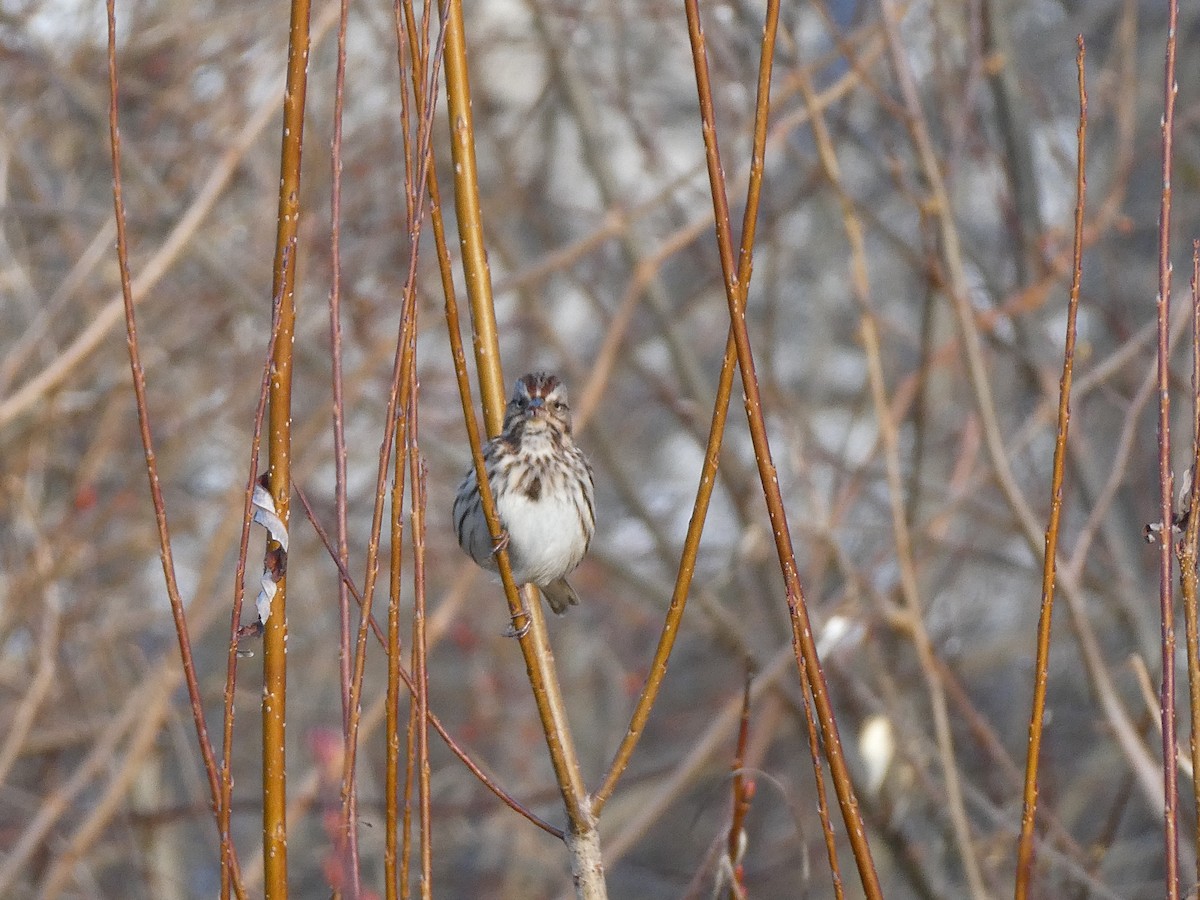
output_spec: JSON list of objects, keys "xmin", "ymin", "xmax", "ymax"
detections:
[
  {"xmin": 491, "ymin": 529, "xmax": 510, "ymax": 556},
  {"xmin": 505, "ymin": 609, "xmax": 531, "ymax": 639}
]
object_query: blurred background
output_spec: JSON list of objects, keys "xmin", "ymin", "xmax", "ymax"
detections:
[{"xmin": 2, "ymin": 0, "xmax": 1199, "ymax": 897}]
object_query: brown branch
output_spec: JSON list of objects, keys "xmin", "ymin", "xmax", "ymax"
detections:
[
  {"xmin": 384, "ymin": 154, "xmax": 417, "ymax": 884},
  {"xmin": 725, "ymin": 672, "xmax": 754, "ymax": 899},
  {"xmin": 328, "ymin": 0, "xmax": 361, "ymax": 890},
  {"xmin": 439, "ymin": 4, "xmax": 601, "ymax": 884},
  {"xmin": 679, "ymin": 1, "xmax": 882, "ymax": 896},
  {"xmin": 442, "ymin": 0, "xmax": 505, "ymax": 429},
  {"xmin": 326, "ymin": 10, "xmax": 362, "ymax": 899},
  {"xmin": 261, "ymin": 0, "xmax": 314, "ymax": 889},
  {"xmin": 219, "ymin": 250, "xmax": 289, "ymax": 900},
  {"xmin": 1154, "ymin": 2, "xmax": 1182, "ymax": 895},
  {"xmin": 336, "ymin": 0, "xmax": 449, "ymax": 883},
  {"xmin": 1015, "ymin": 35, "xmax": 1088, "ymax": 900},
  {"xmin": 604, "ymin": 645, "xmax": 796, "ymax": 863},
  {"xmin": 408, "ymin": 383, "xmax": 433, "ymax": 898},
  {"xmin": 591, "ymin": 0, "xmax": 779, "ymax": 821},
  {"xmin": 384, "ymin": 16, "xmax": 421, "ymax": 890},
  {"xmin": 877, "ymin": 0, "xmax": 1169, "ymax": 860},
  {"xmin": 1182, "ymin": 241, "xmax": 1200, "ymax": 887},
  {"xmin": 292, "ymin": 483, "xmax": 561, "ymax": 838},
  {"xmin": 100, "ymin": 4, "xmax": 245, "ymax": 898}
]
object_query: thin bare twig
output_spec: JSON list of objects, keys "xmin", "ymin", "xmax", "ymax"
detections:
[
  {"xmin": 724, "ymin": 672, "xmax": 754, "ymax": 900},
  {"xmin": 100, "ymin": 5, "xmax": 245, "ymax": 898},
  {"xmin": 292, "ymin": 483, "xmax": 561, "ymax": 837},
  {"xmin": 386, "ymin": 291, "xmax": 411, "ymax": 900},
  {"xmin": 391, "ymin": 22, "xmax": 420, "ymax": 897},
  {"xmin": 0, "ymin": 533, "xmax": 60, "ymax": 788},
  {"xmin": 878, "ymin": 0, "xmax": 1167, "ymax": 850},
  {"xmin": 336, "ymin": 2, "xmax": 448, "ymax": 879},
  {"xmin": 1154, "ymin": 0, "xmax": 1182, "ymax": 892},
  {"xmin": 327, "ymin": 0, "xmax": 364, "ymax": 890},
  {"xmin": 592, "ymin": 0, "xmax": 781, "ymax": 819},
  {"xmin": 1182, "ymin": 241, "xmax": 1200, "ymax": 886},
  {"xmin": 605, "ymin": 646, "xmax": 796, "ymax": 863},
  {"xmin": 409, "ymin": 382, "xmax": 433, "ymax": 899},
  {"xmin": 1014, "ymin": 35, "xmax": 1088, "ymax": 900},
  {"xmin": 219, "ymin": 250, "xmax": 289, "ymax": 900},
  {"xmin": 680, "ymin": 1, "xmax": 882, "ymax": 895},
  {"xmin": 0, "ymin": 7, "xmax": 339, "ymax": 431}
]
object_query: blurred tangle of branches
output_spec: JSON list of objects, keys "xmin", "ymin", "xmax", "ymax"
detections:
[{"xmin": 2, "ymin": 0, "xmax": 1200, "ymax": 897}]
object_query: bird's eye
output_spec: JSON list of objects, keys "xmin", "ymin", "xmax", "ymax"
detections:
[{"xmin": 552, "ymin": 400, "xmax": 568, "ymax": 412}]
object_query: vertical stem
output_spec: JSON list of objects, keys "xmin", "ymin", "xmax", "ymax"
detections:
[
  {"xmin": 439, "ymin": 6, "xmax": 601, "ymax": 891},
  {"xmin": 220, "ymin": 269, "xmax": 285, "ymax": 900},
  {"xmin": 1155, "ymin": 0, "xmax": 1182, "ymax": 892},
  {"xmin": 1181, "ymin": 241, "xmax": 1200, "ymax": 886},
  {"xmin": 329, "ymin": 0, "xmax": 352, "ymax": 737},
  {"xmin": 386, "ymin": 319, "xmax": 413, "ymax": 900},
  {"xmin": 1014, "ymin": 36, "xmax": 1088, "ymax": 900},
  {"xmin": 726, "ymin": 674, "xmax": 753, "ymax": 899},
  {"xmin": 263, "ymin": 0, "xmax": 312, "ymax": 893},
  {"xmin": 408, "ymin": 382, "xmax": 433, "ymax": 899},
  {"xmin": 391, "ymin": 10, "xmax": 425, "ymax": 895},
  {"xmin": 386, "ymin": 425, "xmax": 406, "ymax": 900},
  {"xmin": 680, "ymin": 1, "xmax": 881, "ymax": 895},
  {"xmin": 441, "ymin": 0, "xmax": 505, "ymax": 430},
  {"xmin": 335, "ymin": 0, "xmax": 443, "ymax": 884},
  {"xmin": 592, "ymin": 0, "xmax": 779, "ymax": 818},
  {"xmin": 328, "ymin": 0, "xmax": 359, "ymax": 892},
  {"xmin": 105, "ymin": 3, "xmax": 245, "ymax": 896}
]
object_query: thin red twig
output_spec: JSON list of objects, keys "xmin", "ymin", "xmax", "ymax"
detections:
[
  {"xmin": 386, "ymin": 384, "xmax": 408, "ymax": 900},
  {"xmin": 336, "ymin": 12, "xmax": 459, "ymax": 873},
  {"xmin": 328, "ymin": 0, "xmax": 361, "ymax": 891},
  {"xmin": 291, "ymin": 482, "xmax": 561, "ymax": 836},
  {"xmin": 1154, "ymin": 2, "xmax": 1182, "ymax": 896},
  {"xmin": 726, "ymin": 672, "xmax": 754, "ymax": 899},
  {"xmin": 106, "ymin": 1, "xmax": 245, "ymax": 895},
  {"xmin": 1181, "ymin": 241, "xmax": 1200, "ymax": 886}
]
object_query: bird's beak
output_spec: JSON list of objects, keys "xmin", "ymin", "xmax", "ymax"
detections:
[{"xmin": 527, "ymin": 397, "xmax": 545, "ymax": 416}]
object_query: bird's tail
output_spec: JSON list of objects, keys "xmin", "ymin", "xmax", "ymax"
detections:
[{"xmin": 541, "ymin": 578, "xmax": 580, "ymax": 614}]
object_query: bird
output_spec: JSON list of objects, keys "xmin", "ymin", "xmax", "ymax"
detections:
[{"xmin": 452, "ymin": 372, "xmax": 595, "ymax": 613}]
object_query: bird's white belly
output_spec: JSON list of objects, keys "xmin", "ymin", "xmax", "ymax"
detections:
[{"xmin": 496, "ymin": 488, "xmax": 584, "ymax": 586}]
